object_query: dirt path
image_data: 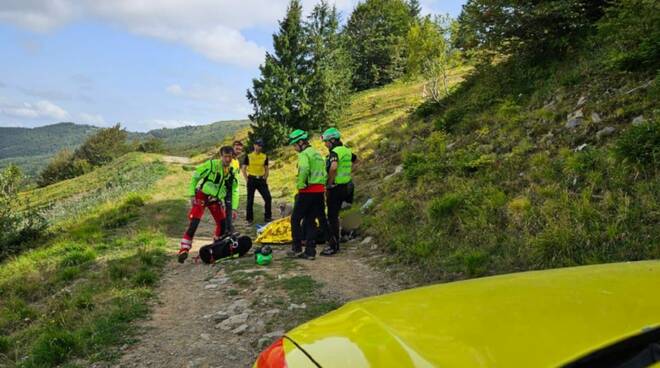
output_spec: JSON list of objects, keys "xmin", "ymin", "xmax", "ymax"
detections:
[
  {"xmin": 160, "ymin": 155, "xmax": 193, "ymax": 165},
  {"xmin": 116, "ymin": 170, "xmax": 400, "ymax": 367}
]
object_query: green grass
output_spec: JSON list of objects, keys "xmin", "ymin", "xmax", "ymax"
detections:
[
  {"xmin": 354, "ymin": 42, "xmax": 659, "ymax": 282},
  {"xmin": 0, "ymin": 152, "xmax": 185, "ymax": 367},
  {"xmin": 265, "ymin": 275, "xmax": 341, "ymax": 336},
  {"xmin": 19, "ymin": 152, "xmax": 168, "ymax": 224},
  {"xmin": 278, "ymin": 275, "xmax": 321, "ymax": 303},
  {"xmin": 0, "ymin": 226, "xmax": 168, "ymax": 367}
]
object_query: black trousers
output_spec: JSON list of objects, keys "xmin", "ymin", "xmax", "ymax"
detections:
[
  {"xmin": 326, "ymin": 183, "xmax": 351, "ymax": 249},
  {"xmin": 246, "ymin": 176, "xmax": 272, "ymax": 222},
  {"xmin": 291, "ymin": 192, "xmax": 325, "ymax": 255}
]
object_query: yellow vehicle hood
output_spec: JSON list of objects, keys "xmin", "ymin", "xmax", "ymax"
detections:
[{"xmin": 286, "ymin": 261, "xmax": 660, "ymax": 367}]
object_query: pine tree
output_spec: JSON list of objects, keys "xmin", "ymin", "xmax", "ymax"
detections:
[
  {"xmin": 344, "ymin": 0, "xmax": 414, "ymax": 90},
  {"xmin": 304, "ymin": 1, "xmax": 351, "ymax": 131},
  {"xmin": 246, "ymin": 0, "xmax": 310, "ymax": 151},
  {"xmin": 407, "ymin": 0, "xmax": 422, "ymax": 19}
]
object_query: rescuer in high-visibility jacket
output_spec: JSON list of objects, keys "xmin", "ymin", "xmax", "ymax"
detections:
[
  {"xmin": 320, "ymin": 127, "xmax": 357, "ymax": 256},
  {"xmin": 287, "ymin": 129, "xmax": 327, "ymax": 260},
  {"xmin": 178, "ymin": 146, "xmax": 239, "ymax": 263}
]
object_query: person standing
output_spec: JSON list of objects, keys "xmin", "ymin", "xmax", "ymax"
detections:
[
  {"xmin": 231, "ymin": 140, "xmax": 244, "ymax": 171},
  {"xmin": 224, "ymin": 140, "xmax": 244, "ymax": 232},
  {"xmin": 241, "ymin": 138, "xmax": 273, "ymax": 224},
  {"xmin": 320, "ymin": 128, "xmax": 357, "ymax": 256},
  {"xmin": 287, "ymin": 129, "xmax": 327, "ymax": 260},
  {"xmin": 178, "ymin": 146, "xmax": 239, "ymax": 263}
]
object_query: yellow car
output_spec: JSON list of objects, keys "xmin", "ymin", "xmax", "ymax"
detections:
[{"xmin": 254, "ymin": 261, "xmax": 660, "ymax": 367}]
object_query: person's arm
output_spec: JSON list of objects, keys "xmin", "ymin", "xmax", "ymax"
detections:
[
  {"xmin": 326, "ymin": 151, "xmax": 338, "ymax": 187},
  {"xmin": 231, "ymin": 170, "xmax": 239, "ymax": 210},
  {"xmin": 296, "ymin": 153, "xmax": 310, "ymax": 190},
  {"xmin": 327, "ymin": 162, "xmax": 338, "ymax": 187},
  {"xmin": 264, "ymin": 156, "xmax": 269, "ymax": 180},
  {"xmin": 188, "ymin": 160, "xmax": 210, "ymax": 197},
  {"xmin": 241, "ymin": 154, "xmax": 249, "ymax": 180}
]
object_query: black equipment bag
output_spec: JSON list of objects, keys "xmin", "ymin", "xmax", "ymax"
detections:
[{"xmin": 198, "ymin": 234, "xmax": 252, "ymax": 264}]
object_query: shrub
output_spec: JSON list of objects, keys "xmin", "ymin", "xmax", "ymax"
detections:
[
  {"xmin": 616, "ymin": 120, "xmax": 659, "ymax": 168},
  {"xmin": 37, "ymin": 124, "xmax": 129, "ymax": 187},
  {"xmin": 0, "ymin": 335, "xmax": 10, "ymax": 354},
  {"xmin": 453, "ymin": 248, "xmax": 488, "ymax": 277},
  {"xmin": 136, "ymin": 137, "xmax": 164, "ymax": 153},
  {"xmin": 101, "ymin": 194, "xmax": 145, "ymax": 229},
  {"xmin": 60, "ymin": 247, "xmax": 96, "ymax": 267},
  {"xmin": 108, "ymin": 261, "xmax": 131, "ymax": 281},
  {"xmin": 37, "ymin": 149, "xmax": 89, "ymax": 187},
  {"xmin": 30, "ymin": 330, "xmax": 79, "ymax": 366},
  {"xmin": 1, "ymin": 165, "xmax": 48, "ymax": 260},
  {"xmin": 403, "ymin": 152, "xmax": 431, "ymax": 181},
  {"xmin": 0, "ymin": 297, "xmax": 37, "ymax": 335},
  {"xmin": 434, "ymin": 107, "xmax": 465, "ymax": 131},
  {"xmin": 598, "ymin": 0, "xmax": 660, "ymax": 71},
  {"xmin": 57, "ymin": 266, "xmax": 82, "ymax": 282},
  {"xmin": 132, "ymin": 268, "xmax": 158, "ymax": 286},
  {"xmin": 428, "ymin": 193, "xmax": 463, "ymax": 220}
]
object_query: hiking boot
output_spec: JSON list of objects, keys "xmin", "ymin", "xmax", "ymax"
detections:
[
  {"xmin": 177, "ymin": 249, "xmax": 189, "ymax": 263},
  {"xmin": 286, "ymin": 250, "xmax": 303, "ymax": 258},
  {"xmin": 320, "ymin": 246, "xmax": 339, "ymax": 256},
  {"xmin": 297, "ymin": 252, "xmax": 315, "ymax": 260}
]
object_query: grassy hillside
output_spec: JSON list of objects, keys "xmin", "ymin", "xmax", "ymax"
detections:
[
  {"xmin": 20, "ymin": 153, "xmax": 169, "ymax": 224},
  {"xmin": 353, "ymin": 56, "xmax": 659, "ymax": 280},
  {"xmin": 0, "ymin": 152, "xmax": 187, "ymax": 367}
]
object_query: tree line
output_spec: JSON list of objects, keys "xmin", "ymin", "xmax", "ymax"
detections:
[
  {"xmin": 247, "ymin": 0, "xmax": 461, "ymax": 151},
  {"xmin": 248, "ymin": 0, "xmax": 659, "ymax": 151}
]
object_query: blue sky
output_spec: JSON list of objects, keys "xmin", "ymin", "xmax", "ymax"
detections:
[{"xmin": 0, "ymin": 0, "xmax": 465, "ymax": 132}]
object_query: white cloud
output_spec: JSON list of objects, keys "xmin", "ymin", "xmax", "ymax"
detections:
[
  {"xmin": 165, "ymin": 84, "xmax": 183, "ymax": 95},
  {"xmin": 162, "ymin": 82, "xmax": 252, "ymax": 116},
  {"xmin": 0, "ymin": 0, "xmax": 76, "ymax": 32},
  {"xmin": 0, "ymin": 1, "xmax": 369, "ymax": 67},
  {"xmin": 78, "ymin": 112, "xmax": 106, "ymax": 126},
  {"xmin": 0, "ymin": 99, "xmax": 70, "ymax": 120},
  {"xmin": 145, "ymin": 119, "xmax": 198, "ymax": 130}
]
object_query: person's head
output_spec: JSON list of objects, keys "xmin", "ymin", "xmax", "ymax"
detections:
[
  {"xmin": 321, "ymin": 127, "xmax": 341, "ymax": 150},
  {"xmin": 232, "ymin": 140, "xmax": 244, "ymax": 157},
  {"xmin": 219, "ymin": 146, "xmax": 234, "ymax": 166},
  {"xmin": 288, "ymin": 129, "xmax": 309, "ymax": 152},
  {"xmin": 253, "ymin": 138, "xmax": 264, "ymax": 153}
]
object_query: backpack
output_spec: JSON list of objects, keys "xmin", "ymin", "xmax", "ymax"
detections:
[{"xmin": 198, "ymin": 234, "xmax": 252, "ymax": 264}]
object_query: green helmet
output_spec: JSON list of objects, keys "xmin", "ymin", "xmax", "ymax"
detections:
[
  {"xmin": 255, "ymin": 245, "xmax": 273, "ymax": 265},
  {"xmin": 321, "ymin": 127, "xmax": 341, "ymax": 142},
  {"xmin": 288, "ymin": 129, "xmax": 308, "ymax": 145}
]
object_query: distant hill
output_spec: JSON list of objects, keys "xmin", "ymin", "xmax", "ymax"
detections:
[
  {"xmin": 0, "ymin": 122, "xmax": 98, "ymax": 160},
  {"xmin": 0, "ymin": 119, "xmax": 250, "ymax": 176},
  {"xmin": 143, "ymin": 119, "xmax": 249, "ymax": 156}
]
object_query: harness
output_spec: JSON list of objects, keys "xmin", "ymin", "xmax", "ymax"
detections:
[{"xmin": 198, "ymin": 160, "xmax": 235, "ymax": 198}]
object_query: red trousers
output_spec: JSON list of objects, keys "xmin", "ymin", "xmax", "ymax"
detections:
[{"xmin": 180, "ymin": 191, "xmax": 226, "ymax": 251}]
